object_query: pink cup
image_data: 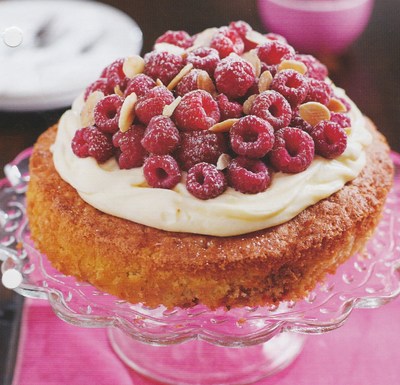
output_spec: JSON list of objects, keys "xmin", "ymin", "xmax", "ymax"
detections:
[{"xmin": 257, "ymin": 0, "xmax": 375, "ymax": 54}]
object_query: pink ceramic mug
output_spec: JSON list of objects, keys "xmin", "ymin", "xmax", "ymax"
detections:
[{"xmin": 257, "ymin": 0, "xmax": 375, "ymax": 54}]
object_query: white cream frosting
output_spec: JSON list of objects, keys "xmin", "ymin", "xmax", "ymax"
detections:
[{"xmin": 52, "ymin": 89, "xmax": 372, "ymax": 236}]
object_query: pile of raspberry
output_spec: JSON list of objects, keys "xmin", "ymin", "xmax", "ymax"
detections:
[{"xmin": 72, "ymin": 21, "xmax": 350, "ymax": 200}]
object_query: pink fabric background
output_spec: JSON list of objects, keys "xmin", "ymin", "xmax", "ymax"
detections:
[{"xmin": 12, "ymin": 297, "xmax": 400, "ymax": 385}]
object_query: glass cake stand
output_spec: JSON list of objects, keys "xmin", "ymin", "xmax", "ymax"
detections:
[{"xmin": 1, "ymin": 149, "xmax": 400, "ymax": 385}]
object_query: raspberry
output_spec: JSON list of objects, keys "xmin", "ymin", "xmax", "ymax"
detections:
[
  {"xmin": 260, "ymin": 62, "xmax": 278, "ymax": 78},
  {"xmin": 250, "ymin": 90, "xmax": 292, "ymax": 130},
  {"xmin": 330, "ymin": 112, "xmax": 351, "ymax": 129},
  {"xmin": 265, "ymin": 33, "xmax": 288, "ymax": 44},
  {"xmin": 103, "ymin": 58, "xmax": 127, "ymax": 90},
  {"xmin": 269, "ymin": 127, "xmax": 314, "ymax": 173},
  {"xmin": 336, "ymin": 96, "xmax": 351, "ymax": 112},
  {"xmin": 71, "ymin": 126, "xmax": 114, "ymax": 163},
  {"xmin": 310, "ymin": 121, "xmax": 347, "ymax": 159},
  {"xmin": 256, "ymin": 41, "xmax": 295, "ymax": 66},
  {"xmin": 271, "ymin": 69, "xmax": 309, "ymax": 108},
  {"xmin": 305, "ymin": 79, "xmax": 332, "ymax": 105},
  {"xmin": 174, "ymin": 130, "xmax": 228, "ymax": 171},
  {"xmin": 229, "ymin": 20, "xmax": 257, "ymax": 51},
  {"xmin": 155, "ymin": 30, "xmax": 193, "ymax": 49},
  {"xmin": 141, "ymin": 115, "xmax": 180, "ymax": 155},
  {"xmin": 94, "ymin": 95, "xmax": 123, "ymax": 134},
  {"xmin": 210, "ymin": 26, "xmax": 244, "ymax": 59},
  {"xmin": 143, "ymin": 155, "xmax": 181, "ymax": 189},
  {"xmin": 186, "ymin": 162, "xmax": 227, "ymax": 200},
  {"xmin": 227, "ymin": 156, "xmax": 271, "ymax": 194},
  {"xmin": 144, "ymin": 50, "xmax": 185, "ymax": 85},
  {"xmin": 84, "ymin": 78, "xmax": 111, "ymax": 100},
  {"xmin": 124, "ymin": 74, "xmax": 156, "ymax": 98},
  {"xmin": 229, "ymin": 21, "xmax": 251, "ymax": 39},
  {"xmin": 112, "ymin": 125, "xmax": 147, "ymax": 169},
  {"xmin": 186, "ymin": 47, "xmax": 220, "ymax": 76},
  {"xmin": 244, "ymin": 80, "xmax": 260, "ymax": 97},
  {"xmin": 175, "ymin": 69, "xmax": 208, "ymax": 97},
  {"xmin": 214, "ymin": 54, "xmax": 256, "ymax": 99},
  {"xmin": 216, "ymin": 94, "xmax": 243, "ymax": 120},
  {"xmin": 289, "ymin": 114, "xmax": 313, "ymax": 134},
  {"xmin": 173, "ymin": 90, "xmax": 220, "ymax": 131},
  {"xmin": 230, "ymin": 115, "xmax": 274, "ymax": 158},
  {"xmin": 294, "ymin": 54, "xmax": 328, "ymax": 80},
  {"xmin": 135, "ymin": 86, "xmax": 174, "ymax": 125}
]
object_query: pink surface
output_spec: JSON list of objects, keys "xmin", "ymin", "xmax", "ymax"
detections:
[{"xmin": 12, "ymin": 297, "xmax": 400, "ymax": 385}]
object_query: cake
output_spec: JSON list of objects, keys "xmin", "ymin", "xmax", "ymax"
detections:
[{"xmin": 26, "ymin": 22, "xmax": 394, "ymax": 309}]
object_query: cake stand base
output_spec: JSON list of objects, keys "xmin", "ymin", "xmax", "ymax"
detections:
[{"xmin": 108, "ymin": 328, "xmax": 306, "ymax": 385}]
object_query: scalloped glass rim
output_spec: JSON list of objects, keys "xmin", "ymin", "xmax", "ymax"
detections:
[{"xmin": 1, "ymin": 149, "xmax": 399, "ymax": 347}]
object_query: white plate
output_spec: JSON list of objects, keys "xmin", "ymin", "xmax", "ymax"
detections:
[{"xmin": 0, "ymin": 0, "xmax": 142, "ymax": 111}]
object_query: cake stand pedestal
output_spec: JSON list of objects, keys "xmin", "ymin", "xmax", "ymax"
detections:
[
  {"xmin": 109, "ymin": 329, "xmax": 305, "ymax": 385},
  {"xmin": 1, "ymin": 149, "xmax": 400, "ymax": 385}
]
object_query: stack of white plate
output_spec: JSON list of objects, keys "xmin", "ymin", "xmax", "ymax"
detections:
[{"xmin": 0, "ymin": 0, "xmax": 142, "ymax": 111}]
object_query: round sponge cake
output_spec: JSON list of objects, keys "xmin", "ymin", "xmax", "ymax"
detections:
[{"xmin": 26, "ymin": 120, "xmax": 393, "ymax": 309}]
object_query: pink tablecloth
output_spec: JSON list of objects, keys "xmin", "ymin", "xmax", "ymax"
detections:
[{"xmin": 12, "ymin": 297, "xmax": 400, "ymax": 385}]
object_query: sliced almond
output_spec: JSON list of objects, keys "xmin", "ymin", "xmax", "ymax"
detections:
[
  {"xmin": 243, "ymin": 94, "xmax": 257, "ymax": 115},
  {"xmin": 344, "ymin": 126, "xmax": 352, "ymax": 136},
  {"xmin": 299, "ymin": 102, "xmax": 331, "ymax": 127},
  {"xmin": 123, "ymin": 55, "xmax": 145, "ymax": 79},
  {"xmin": 196, "ymin": 70, "xmax": 217, "ymax": 96},
  {"xmin": 167, "ymin": 63, "xmax": 193, "ymax": 90},
  {"xmin": 80, "ymin": 91, "xmax": 104, "ymax": 127},
  {"xmin": 153, "ymin": 42, "xmax": 186, "ymax": 56},
  {"xmin": 162, "ymin": 96, "xmax": 182, "ymax": 117},
  {"xmin": 327, "ymin": 97, "xmax": 347, "ymax": 113},
  {"xmin": 118, "ymin": 93, "xmax": 138, "ymax": 132},
  {"xmin": 208, "ymin": 118, "xmax": 239, "ymax": 133},
  {"xmin": 216, "ymin": 153, "xmax": 232, "ymax": 170},
  {"xmin": 156, "ymin": 78, "xmax": 164, "ymax": 86},
  {"xmin": 278, "ymin": 59, "xmax": 307, "ymax": 75},
  {"xmin": 258, "ymin": 70, "xmax": 273, "ymax": 93},
  {"xmin": 190, "ymin": 27, "xmax": 218, "ymax": 50},
  {"xmin": 114, "ymin": 85, "xmax": 124, "ymax": 97},
  {"xmin": 241, "ymin": 50, "xmax": 261, "ymax": 77},
  {"xmin": 245, "ymin": 30, "xmax": 268, "ymax": 46}
]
